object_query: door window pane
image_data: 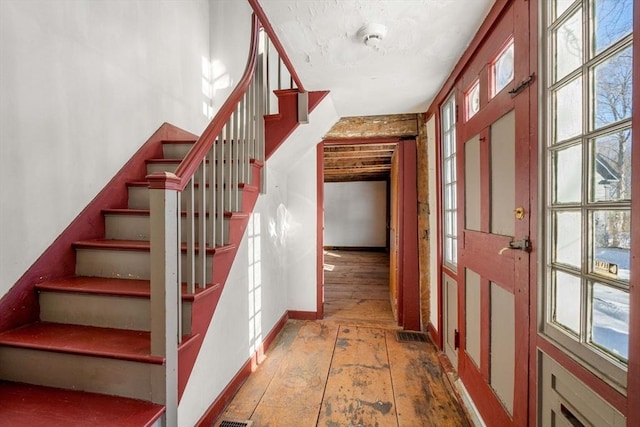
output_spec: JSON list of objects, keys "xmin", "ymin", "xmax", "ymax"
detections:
[
  {"xmin": 553, "ymin": 270, "xmax": 581, "ymax": 334},
  {"xmin": 554, "ymin": 211, "xmax": 582, "ymax": 268},
  {"xmin": 593, "ymin": 0, "xmax": 633, "ymax": 54},
  {"xmin": 492, "ymin": 39, "xmax": 514, "ymax": 96},
  {"xmin": 554, "ymin": 8, "xmax": 582, "ymax": 82},
  {"xmin": 553, "ymin": 144, "xmax": 582, "ymax": 203},
  {"xmin": 554, "ymin": 77, "xmax": 582, "ymax": 143},
  {"xmin": 591, "ymin": 210, "xmax": 631, "ymax": 281},
  {"xmin": 590, "ymin": 129, "xmax": 632, "ymax": 202},
  {"xmin": 466, "ymin": 80, "xmax": 480, "ymax": 120},
  {"xmin": 593, "ymin": 46, "xmax": 633, "ymax": 130},
  {"xmin": 441, "ymin": 93, "xmax": 457, "ymax": 268},
  {"xmin": 591, "ymin": 283, "xmax": 629, "ymax": 361}
]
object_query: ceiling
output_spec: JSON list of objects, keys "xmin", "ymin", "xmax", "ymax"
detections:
[
  {"xmin": 324, "ymin": 142, "xmax": 396, "ymax": 182},
  {"xmin": 260, "ymin": 0, "xmax": 494, "ymax": 117}
]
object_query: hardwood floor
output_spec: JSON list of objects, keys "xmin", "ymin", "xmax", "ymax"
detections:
[{"xmin": 215, "ymin": 251, "xmax": 470, "ymax": 427}]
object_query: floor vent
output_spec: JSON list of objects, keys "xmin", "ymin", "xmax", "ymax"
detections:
[
  {"xmin": 219, "ymin": 421, "xmax": 253, "ymax": 427},
  {"xmin": 396, "ymin": 331, "xmax": 428, "ymax": 343}
]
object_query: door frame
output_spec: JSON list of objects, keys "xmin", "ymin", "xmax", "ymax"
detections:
[{"xmin": 317, "ymin": 138, "xmax": 420, "ymax": 330}]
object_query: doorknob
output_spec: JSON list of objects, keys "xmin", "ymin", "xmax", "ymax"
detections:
[{"xmin": 514, "ymin": 206, "xmax": 525, "ymax": 220}]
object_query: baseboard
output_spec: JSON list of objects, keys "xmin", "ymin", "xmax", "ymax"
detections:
[
  {"xmin": 195, "ymin": 311, "xmax": 289, "ymax": 427},
  {"xmin": 288, "ymin": 310, "xmax": 318, "ymax": 320},
  {"xmin": 323, "ymin": 246, "xmax": 387, "ymax": 252},
  {"xmin": 427, "ymin": 322, "xmax": 441, "ymax": 349}
]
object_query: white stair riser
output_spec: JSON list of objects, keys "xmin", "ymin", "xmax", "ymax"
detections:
[
  {"xmin": 105, "ymin": 214, "xmax": 231, "ymax": 245},
  {"xmin": 128, "ymin": 186, "xmax": 244, "ymax": 212},
  {"xmin": 0, "ymin": 347, "xmax": 162, "ymax": 402},
  {"xmin": 163, "ymin": 143, "xmax": 193, "ymax": 159},
  {"xmin": 75, "ymin": 249, "xmax": 213, "ymax": 283},
  {"xmin": 39, "ymin": 292, "xmax": 194, "ymax": 334}
]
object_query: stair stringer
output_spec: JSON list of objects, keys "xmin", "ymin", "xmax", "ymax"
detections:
[
  {"xmin": 0, "ymin": 123, "xmax": 198, "ymax": 334},
  {"xmin": 264, "ymin": 90, "xmax": 330, "ymax": 160}
]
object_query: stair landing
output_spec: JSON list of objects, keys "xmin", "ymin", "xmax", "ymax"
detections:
[{"xmin": 0, "ymin": 381, "xmax": 164, "ymax": 427}]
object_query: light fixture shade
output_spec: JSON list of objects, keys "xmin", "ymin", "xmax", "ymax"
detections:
[{"xmin": 356, "ymin": 23, "xmax": 387, "ymax": 48}]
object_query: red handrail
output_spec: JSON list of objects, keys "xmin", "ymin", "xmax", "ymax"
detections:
[
  {"xmin": 170, "ymin": 13, "xmax": 261, "ymax": 191},
  {"xmin": 248, "ymin": 0, "xmax": 306, "ymax": 93}
]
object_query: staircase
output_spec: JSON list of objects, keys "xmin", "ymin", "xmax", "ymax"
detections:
[
  {"xmin": 0, "ymin": 9, "xmax": 307, "ymax": 425},
  {"xmin": 0, "ymin": 133, "xmax": 264, "ymax": 425}
]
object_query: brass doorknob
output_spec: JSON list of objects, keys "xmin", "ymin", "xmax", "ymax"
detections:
[{"xmin": 514, "ymin": 207, "xmax": 525, "ymax": 220}]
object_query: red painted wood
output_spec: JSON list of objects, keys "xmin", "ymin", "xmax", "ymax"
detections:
[
  {"xmin": 459, "ymin": 353, "xmax": 512, "ymax": 426},
  {"xmin": 0, "ymin": 123, "xmax": 196, "ymax": 334},
  {"xmin": 36, "ymin": 277, "xmax": 151, "ymax": 298},
  {"xmin": 288, "ymin": 310, "xmax": 318, "ymax": 321},
  {"xmin": 0, "ymin": 381, "xmax": 165, "ymax": 427},
  {"xmin": 72, "ymin": 239, "xmax": 232, "ymax": 255},
  {"xmin": 247, "ymin": 0, "xmax": 305, "ymax": 93},
  {"xmin": 628, "ymin": 1, "xmax": 640, "ymax": 424},
  {"xmin": 35, "ymin": 276, "xmax": 220, "ymax": 301},
  {"xmin": 0, "ymin": 322, "xmax": 164, "ymax": 364},
  {"xmin": 317, "ymin": 142, "xmax": 325, "ymax": 319},
  {"xmin": 264, "ymin": 90, "xmax": 329, "ymax": 160},
  {"xmin": 400, "ymin": 139, "xmax": 420, "ymax": 331},
  {"xmin": 194, "ymin": 312, "xmax": 289, "ymax": 427},
  {"xmin": 426, "ymin": 0, "xmax": 513, "ymax": 116}
]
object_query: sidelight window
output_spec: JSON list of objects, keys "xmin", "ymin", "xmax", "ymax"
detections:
[
  {"xmin": 442, "ymin": 93, "xmax": 457, "ymax": 269},
  {"xmin": 542, "ymin": 0, "xmax": 633, "ymax": 389}
]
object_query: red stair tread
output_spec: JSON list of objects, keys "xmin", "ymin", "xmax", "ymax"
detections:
[
  {"xmin": 73, "ymin": 239, "xmax": 235, "ymax": 254},
  {"xmin": 36, "ymin": 276, "xmax": 221, "ymax": 300},
  {"xmin": 0, "ymin": 381, "xmax": 164, "ymax": 427},
  {"xmin": 0, "ymin": 322, "xmax": 163, "ymax": 364},
  {"xmin": 36, "ymin": 276, "xmax": 151, "ymax": 297}
]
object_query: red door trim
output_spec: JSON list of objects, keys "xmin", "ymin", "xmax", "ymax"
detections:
[{"xmin": 316, "ymin": 142, "xmax": 325, "ymax": 319}]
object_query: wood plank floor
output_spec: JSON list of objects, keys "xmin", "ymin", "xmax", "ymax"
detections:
[{"xmin": 215, "ymin": 250, "xmax": 470, "ymax": 427}]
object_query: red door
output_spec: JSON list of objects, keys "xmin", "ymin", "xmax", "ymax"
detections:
[{"xmin": 455, "ymin": 1, "xmax": 534, "ymax": 424}]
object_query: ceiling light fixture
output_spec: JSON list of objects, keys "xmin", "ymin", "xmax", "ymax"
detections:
[{"xmin": 357, "ymin": 23, "xmax": 387, "ymax": 48}]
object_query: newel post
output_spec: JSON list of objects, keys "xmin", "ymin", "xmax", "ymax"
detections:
[{"xmin": 147, "ymin": 172, "xmax": 181, "ymax": 426}]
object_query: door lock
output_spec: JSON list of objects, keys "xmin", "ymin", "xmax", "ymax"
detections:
[
  {"xmin": 514, "ymin": 206, "xmax": 525, "ymax": 220},
  {"xmin": 499, "ymin": 236, "xmax": 531, "ymax": 255}
]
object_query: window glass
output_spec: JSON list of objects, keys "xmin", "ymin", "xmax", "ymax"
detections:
[
  {"xmin": 591, "ymin": 210, "xmax": 631, "ymax": 281},
  {"xmin": 554, "ymin": 77, "xmax": 583, "ymax": 143},
  {"xmin": 591, "ymin": 283, "xmax": 629, "ymax": 361},
  {"xmin": 554, "ymin": 8, "xmax": 583, "ymax": 82},
  {"xmin": 554, "ymin": 0, "xmax": 575, "ymax": 19},
  {"xmin": 590, "ymin": 130, "xmax": 632, "ymax": 202},
  {"xmin": 553, "ymin": 211, "xmax": 582, "ymax": 268},
  {"xmin": 593, "ymin": 0, "xmax": 633, "ymax": 54},
  {"xmin": 593, "ymin": 46, "xmax": 633, "ymax": 130},
  {"xmin": 553, "ymin": 144, "xmax": 582, "ymax": 203},
  {"xmin": 553, "ymin": 270, "xmax": 582, "ymax": 334}
]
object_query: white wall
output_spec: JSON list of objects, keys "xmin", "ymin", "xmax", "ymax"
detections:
[
  {"xmin": 0, "ymin": 0, "xmax": 211, "ymax": 296},
  {"xmin": 324, "ymin": 181, "xmax": 387, "ymax": 247},
  {"xmin": 179, "ymin": 94, "xmax": 338, "ymax": 422}
]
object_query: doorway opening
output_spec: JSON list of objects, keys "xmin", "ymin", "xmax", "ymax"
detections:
[{"xmin": 318, "ymin": 139, "xmax": 420, "ymax": 330}]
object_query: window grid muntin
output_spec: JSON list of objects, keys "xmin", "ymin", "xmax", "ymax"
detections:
[
  {"xmin": 441, "ymin": 93, "xmax": 457, "ymax": 269},
  {"xmin": 542, "ymin": 0, "xmax": 632, "ymax": 387}
]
